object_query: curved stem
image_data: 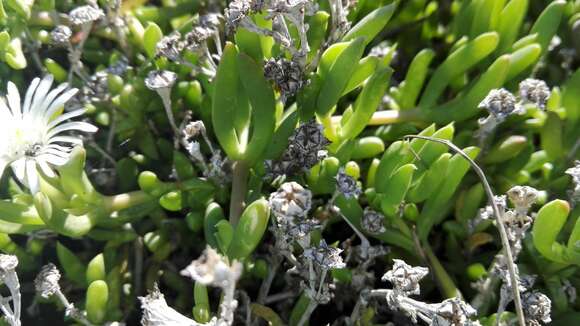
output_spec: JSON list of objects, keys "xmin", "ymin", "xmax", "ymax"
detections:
[
  {"xmin": 403, "ymin": 135, "xmax": 526, "ymax": 326},
  {"xmin": 297, "ymin": 299, "xmax": 317, "ymax": 326},
  {"xmin": 422, "ymin": 241, "xmax": 461, "ymax": 299}
]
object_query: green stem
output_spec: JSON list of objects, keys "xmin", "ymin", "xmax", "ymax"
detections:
[
  {"xmin": 422, "ymin": 241, "xmax": 461, "ymax": 299},
  {"xmin": 331, "ymin": 109, "xmax": 421, "ymax": 127},
  {"xmin": 229, "ymin": 161, "xmax": 249, "ymax": 226}
]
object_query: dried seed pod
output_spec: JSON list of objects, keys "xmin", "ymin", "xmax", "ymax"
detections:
[
  {"xmin": 519, "ymin": 78, "xmax": 550, "ymax": 109},
  {"xmin": 155, "ymin": 32, "xmax": 184, "ymax": 61},
  {"xmin": 68, "ymin": 5, "xmax": 104, "ymax": 25},
  {"xmin": 303, "ymin": 240, "xmax": 346, "ymax": 269},
  {"xmin": 382, "ymin": 259, "xmax": 429, "ymax": 296},
  {"xmin": 361, "ymin": 208, "xmax": 386, "ymax": 235},
  {"xmin": 145, "ymin": 70, "xmax": 177, "ymax": 90},
  {"xmin": 268, "ymin": 182, "xmax": 312, "ymax": 223},
  {"xmin": 522, "ymin": 291, "xmax": 552, "ymax": 325},
  {"xmin": 478, "ymin": 88, "xmax": 519, "ymax": 120},
  {"xmin": 335, "ymin": 168, "xmax": 361, "ymax": 199},
  {"xmin": 34, "ymin": 263, "xmax": 61, "ymax": 299},
  {"xmin": 50, "ymin": 25, "xmax": 72, "ymax": 46}
]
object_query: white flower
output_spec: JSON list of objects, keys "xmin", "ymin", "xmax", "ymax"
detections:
[{"xmin": 0, "ymin": 75, "xmax": 97, "ymax": 193}]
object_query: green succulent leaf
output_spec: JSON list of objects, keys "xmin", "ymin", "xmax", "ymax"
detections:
[
  {"xmin": 143, "ymin": 22, "xmax": 163, "ymax": 58},
  {"xmin": 86, "ymin": 280, "xmax": 109, "ymax": 324},
  {"xmin": 532, "ymin": 199, "xmax": 570, "ymax": 264},
  {"xmin": 57, "ymin": 242, "xmax": 87, "ymax": 286},
  {"xmin": 340, "ymin": 67, "xmax": 393, "ymax": 140},
  {"xmin": 317, "ymin": 38, "xmax": 366, "ymax": 116},
  {"xmin": 419, "ymin": 32, "xmax": 499, "ymax": 109},
  {"xmin": 228, "ymin": 198, "xmax": 270, "ymax": 260},
  {"xmin": 342, "ymin": 2, "xmax": 398, "ymax": 45}
]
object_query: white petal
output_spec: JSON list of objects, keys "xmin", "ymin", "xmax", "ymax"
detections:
[
  {"xmin": 29, "ymin": 75, "xmax": 54, "ymax": 117},
  {"xmin": 6, "ymin": 82, "xmax": 22, "ymax": 119},
  {"xmin": 37, "ymin": 159, "xmax": 56, "ymax": 178},
  {"xmin": 41, "ymin": 147, "xmax": 70, "ymax": 159},
  {"xmin": 22, "ymin": 77, "xmax": 41, "ymax": 114},
  {"xmin": 44, "ymin": 144, "xmax": 72, "ymax": 153},
  {"xmin": 47, "ymin": 108, "xmax": 87, "ymax": 129},
  {"xmin": 48, "ymin": 136, "xmax": 84, "ymax": 145},
  {"xmin": 37, "ymin": 82, "xmax": 70, "ymax": 122},
  {"xmin": 38, "ymin": 153, "xmax": 69, "ymax": 166},
  {"xmin": 10, "ymin": 159, "xmax": 26, "ymax": 184},
  {"xmin": 43, "ymin": 88, "xmax": 78, "ymax": 121},
  {"xmin": 26, "ymin": 160, "xmax": 40, "ymax": 193},
  {"xmin": 0, "ymin": 98, "xmax": 12, "ymax": 119},
  {"xmin": 48, "ymin": 121, "xmax": 98, "ymax": 138}
]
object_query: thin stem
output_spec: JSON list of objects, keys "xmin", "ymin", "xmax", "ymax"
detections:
[
  {"xmin": 568, "ymin": 138, "xmax": 580, "ymax": 162},
  {"xmin": 134, "ymin": 237, "xmax": 144, "ymax": 297},
  {"xmin": 331, "ymin": 201, "xmax": 370, "ymax": 251},
  {"xmin": 218, "ymin": 276, "xmax": 238, "ymax": 326},
  {"xmin": 257, "ymin": 257, "xmax": 281, "ymax": 304},
  {"xmin": 54, "ymin": 290, "xmax": 93, "ymax": 326},
  {"xmin": 331, "ymin": 109, "xmax": 419, "ymax": 126},
  {"xmin": 410, "ymin": 229, "xmax": 460, "ymax": 299},
  {"xmin": 297, "ymin": 298, "xmax": 317, "ymax": 326},
  {"xmin": 229, "ymin": 161, "xmax": 249, "ymax": 225},
  {"xmin": 23, "ymin": 27, "xmax": 45, "ymax": 74},
  {"xmin": 0, "ymin": 296, "xmax": 14, "ymax": 326},
  {"xmin": 403, "ymin": 135, "xmax": 526, "ymax": 326},
  {"xmin": 264, "ymin": 291, "xmax": 295, "ymax": 304},
  {"xmin": 422, "ymin": 241, "xmax": 461, "ymax": 299},
  {"xmin": 158, "ymin": 89, "xmax": 181, "ymax": 148}
]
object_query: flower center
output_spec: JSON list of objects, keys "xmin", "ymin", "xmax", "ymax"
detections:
[
  {"xmin": 4, "ymin": 122, "xmax": 46, "ymax": 160},
  {"xmin": 24, "ymin": 143, "xmax": 43, "ymax": 157}
]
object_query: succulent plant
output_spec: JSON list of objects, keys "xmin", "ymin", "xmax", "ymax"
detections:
[{"xmin": 0, "ymin": 0, "xmax": 578, "ymax": 325}]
